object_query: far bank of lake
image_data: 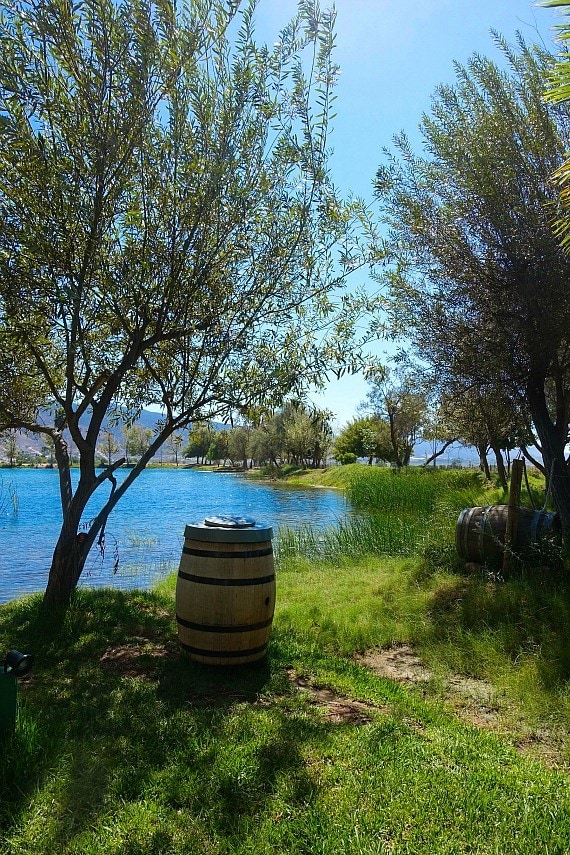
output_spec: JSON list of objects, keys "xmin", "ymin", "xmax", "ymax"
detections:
[{"xmin": 0, "ymin": 468, "xmax": 347, "ymax": 603}]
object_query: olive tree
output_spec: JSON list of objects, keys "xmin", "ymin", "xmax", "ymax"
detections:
[
  {"xmin": 1, "ymin": 431, "xmax": 19, "ymax": 468},
  {"xmin": 362, "ymin": 372, "xmax": 427, "ymax": 469},
  {"xmin": 332, "ymin": 416, "xmax": 394, "ymax": 465},
  {"xmin": 0, "ymin": 0, "xmax": 378, "ymax": 604},
  {"xmin": 183, "ymin": 424, "xmax": 216, "ymax": 464},
  {"xmin": 227, "ymin": 425, "xmax": 250, "ymax": 469},
  {"xmin": 282, "ymin": 404, "xmax": 333, "ymax": 469},
  {"xmin": 123, "ymin": 424, "xmax": 153, "ymax": 464},
  {"xmin": 97, "ymin": 430, "xmax": 120, "ymax": 468},
  {"xmin": 375, "ymin": 37, "xmax": 570, "ymax": 536}
]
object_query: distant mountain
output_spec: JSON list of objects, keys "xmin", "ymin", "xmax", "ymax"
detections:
[
  {"xmin": 1, "ymin": 410, "xmax": 229, "ymax": 463},
  {"xmin": 411, "ymin": 440, "xmax": 481, "ymax": 466}
]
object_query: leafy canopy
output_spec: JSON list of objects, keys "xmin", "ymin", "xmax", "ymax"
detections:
[
  {"xmin": 375, "ymin": 34, "xmax": 570, "ymax": 531},
  {"xmin": 0, "ymin": 0, "xmax": 381, "ymax": 602},
  {"xmin": 542, "ymin": 0, "xmax": 570, "ymax": 249}
]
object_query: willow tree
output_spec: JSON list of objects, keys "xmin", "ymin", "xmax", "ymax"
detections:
[
  {"xmin": 375, "ymin": 36, "xmax": 570, "ymax": 539},
  {"xmin": 0, "ymin": 0, "xmax": 378, "ymax": 604}
]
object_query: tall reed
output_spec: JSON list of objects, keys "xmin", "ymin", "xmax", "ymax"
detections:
[
  {"xmin": 276, "ymin": 467, "xmax": 491, "ymax": 566},
  {"xmin": 0, "ymin": 477, "xmax": 18, "ymax": 517},
  {"xmin": 276, "ymin": 513, "xmax": 426, "ymax": 562},
  {"xmin": 344, "ymin": 466, "xmax": 482, "ymax": 512}
]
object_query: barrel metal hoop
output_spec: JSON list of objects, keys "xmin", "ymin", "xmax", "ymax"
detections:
[
  {"xmin": 480, "ymin": 505, "xmax": 495, "ymax": 560},
  {"xmin": 177, "ymin": 570, "xmax": 275, "ymax": 586},
  {"xmin": 182, "ymin": 546, "xmax": 273, "ymax": 560},
  {"xmin": 460, "ymin": 507, "xmax": 476, "ymax": 560},
  {"xmin": 178, "ymin": 641, "xmax": 268, "ymax": 659},
  {"xmin": 176, "ymin": 615, "xmax": 273, "ymax": 633}
]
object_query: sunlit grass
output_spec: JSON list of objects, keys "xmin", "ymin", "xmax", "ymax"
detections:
[
  {"xmin": 276, "ymin": 467, "xmax": 502, "ymax": 569},
  {"xmin": 1, "ymin": 466, "xmax": 569, "ymax": 853},
  {"xmin": 273, "ymin": 554, "xmax": 439, "ymax": 654},
  {"xmin": 1, "ymin": 574, "xmax": 570, "ymax": 854}
]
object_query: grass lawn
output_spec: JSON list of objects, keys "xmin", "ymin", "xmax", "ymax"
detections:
[{"xmin": 1, "ymin": 467, "xmax": 569, "ymax": 854}]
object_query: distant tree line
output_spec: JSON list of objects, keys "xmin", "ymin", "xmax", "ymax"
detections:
[
  {"xmin": 333, "ymin": 368, "xmax": 534, "ymax": 485},
  {"xmin": 182, "ymin": 402, "xmax": 334, "ymax": 470},
  {"xmin": 0, "ymin": 401, "xmax": 335, "ymax": 472}
]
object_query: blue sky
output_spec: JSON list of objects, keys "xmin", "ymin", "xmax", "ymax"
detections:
[{"xmin": 252, "ymin": 1, "xmax": 563, "ymax": 429}]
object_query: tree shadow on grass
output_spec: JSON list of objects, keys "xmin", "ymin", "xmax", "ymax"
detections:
[
  {"xmin": 0, "ymin": 588, "xmax": 325, "ymax": 850},
  {"xmin": 424, "ymin": 568, "xmax": 570, "ymax": 687}
]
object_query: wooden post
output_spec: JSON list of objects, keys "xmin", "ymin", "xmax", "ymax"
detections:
[{"xmin": 502, "ymin": 459, "xmax": 524, "ymax": 575}]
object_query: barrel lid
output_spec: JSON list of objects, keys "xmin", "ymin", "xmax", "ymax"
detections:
[
  {"xmin": 184, "ymin": 516, "xmax": 273, "ymax": 543},
  {"xmin": 204, "ymin": 514, "xmax": 256, "ymax": 529}
]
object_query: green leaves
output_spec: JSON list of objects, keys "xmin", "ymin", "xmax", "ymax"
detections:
[
  {"xmin": 0, "ymin": 0, "xmax": 381, "ymax": 598},
  {"xmin": 541, "ymin": 1, "xmax": 570, "ymax": 251},
  {"xmin": 374, "ymin": 34, "xmax": 570, "ymax": 526}
]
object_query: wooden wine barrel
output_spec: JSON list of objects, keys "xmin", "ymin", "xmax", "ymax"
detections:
[
  {"xmin": 176, "ymin": 515, "xmax": 275, "ymax": 665},
  {"xmin": 456, "ymin": 505, "xmax": 560, "ymax": 563}
]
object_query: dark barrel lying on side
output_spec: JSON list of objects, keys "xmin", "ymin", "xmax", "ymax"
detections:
[
  {"xmin": 176, "ymin": 515, "xmax": 275, "ymax": 665},
  {"xmin": 456, "ymin": 505, "xmax": 560, "ymax": 563}
]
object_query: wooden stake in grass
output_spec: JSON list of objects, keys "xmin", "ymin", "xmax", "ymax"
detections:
[{"xmin": 503, "ymin": 459, "xmax": 524, "ymax": 575}]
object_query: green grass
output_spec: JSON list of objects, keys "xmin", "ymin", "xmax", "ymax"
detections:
[
  {"xmin": 342, "ymin": 466, "xmax": 485, "ymax": 512},
  {"xmin": 1, "ymin": 466, "xmax": 569, "ymax": 853},
  {"xmin": 279, "ymin": 466, "xmax": 504, "ymax": 566},
  {"xmin": 1, "ymin": 569, "xmax": 570, "ymax": 853}
]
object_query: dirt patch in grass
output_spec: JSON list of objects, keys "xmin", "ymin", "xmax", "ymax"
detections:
[
  {"xmin": 356, "ymin": 644, "xmax": 432, "ymax": 685},
  {"xmin": 288, "ymin": 671, "xmax": 387, "ymax": 725},
  {"xmin": 445, "ymin": 674, "xmax": 503, "ymax": 729},
  {"xmin": 358, "ymin": 644, "xmax": 504, "ymax": 730},
  {"xmin": 98, "ymin": 636, "xmax": 567, "ymax": 767},
  {"xmin": 100, "ymin": 637, "xmax": 179, "ymax": 680},
  {"xmin": 357, "ymin": 644, "xmax": 568, "ymax": 768},
  {"xmin": 513, "ymin": 731, "xmax": 568, "ymax": 769}
]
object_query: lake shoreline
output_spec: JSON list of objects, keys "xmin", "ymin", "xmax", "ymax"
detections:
[{"xmin": 0, "ymin": 468, "xmax": 348, "ymax": 604}]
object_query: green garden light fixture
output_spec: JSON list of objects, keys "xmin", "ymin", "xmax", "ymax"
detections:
[{"xmin": 0, "ymin": 649, "xmax": 34, "ymax": 735}]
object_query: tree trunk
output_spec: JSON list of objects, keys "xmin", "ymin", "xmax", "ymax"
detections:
[
  {"xmin": 527, "ymin": 381, "xmax": 570, "ymax": 544},
  {"xmin": 43, "ymin": 531, "xmax": 88, "ymax": 606},
  {"xmin": 43, "ymin": 473, "xmax": 95, "ymax": 607},
  {"xmin": 478, "ymin": 443, "xmax": 491, "ymax": 480},
  {"xmin": 388, "ymin": 410, "xmax": 403, "ymax": 468},
  {"xmin": 491, "ymin": 444, "xmax": 508, "ymax": 490},
  {"xmin": 43, "ymin": 433, "xmax": 123, "ymax": 606}
]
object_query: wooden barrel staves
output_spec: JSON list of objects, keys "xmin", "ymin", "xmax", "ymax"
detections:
[
  {"xmin": 456, "ymin": 505, "xmax": 560, "ymax": 564},
  {"xmin": 176, "ymin": 515, "xmax": 275, "ymax": 665}
]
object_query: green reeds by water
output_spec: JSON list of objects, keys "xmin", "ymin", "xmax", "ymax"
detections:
[
  {"xmin": 276, "ymin": 513, "xmax": 426, "ymax": 561},
  {"xmin": 344, "ymin": 465, "xmax": 483, "ymax": 512},
  {"xmin": 276, "ymin": 467, "xmax": 492, "ymax": 564},
  {"xmin": 0, "ymin": 477, "xmax": 18, "ymax": 517}
]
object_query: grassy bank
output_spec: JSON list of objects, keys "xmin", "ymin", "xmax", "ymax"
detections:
[
  {"xmin": 1, "ymin": 466, "xmax": 569, "ymax": 853},
  {"xmin": 278, "ymin": 465, "xmax": 504, "ymax": 565}
]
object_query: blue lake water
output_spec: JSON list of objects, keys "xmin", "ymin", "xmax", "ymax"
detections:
[{"xmin": 0, "ymin": 468, "xmax": 348, "ymax": 603}]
